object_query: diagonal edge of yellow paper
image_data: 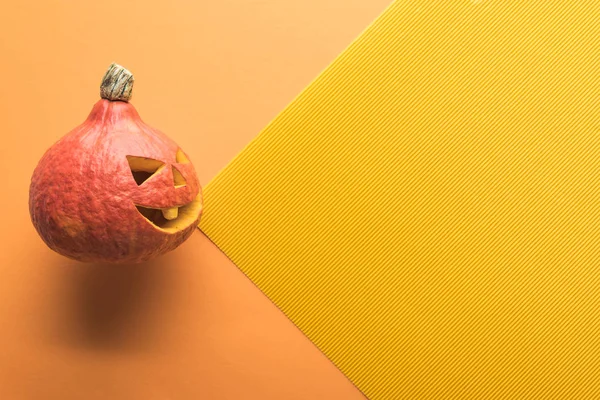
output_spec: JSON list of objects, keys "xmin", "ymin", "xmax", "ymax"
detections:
[{"xmin": 200, "ymin": 1, "xmax": 600, "ymax": 399}]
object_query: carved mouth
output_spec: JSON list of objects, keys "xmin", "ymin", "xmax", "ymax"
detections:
[{"xmin": 135, "ymin": 193, "xmax": 203, "ymax": 233}]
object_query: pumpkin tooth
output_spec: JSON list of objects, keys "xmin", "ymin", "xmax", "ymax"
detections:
[{"xmin": 162, "ymin": 207, "xmax": 179, "ymax": 220}]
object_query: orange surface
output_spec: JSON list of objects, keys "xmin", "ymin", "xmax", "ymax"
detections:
[{"xmin": 0, "ymin": 0, "xmax": 390, "ymax": 398}]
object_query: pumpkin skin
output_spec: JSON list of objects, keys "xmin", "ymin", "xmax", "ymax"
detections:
[{"xmin": 29, "ymin": 65, "xmax": 203, "ymax": 263}]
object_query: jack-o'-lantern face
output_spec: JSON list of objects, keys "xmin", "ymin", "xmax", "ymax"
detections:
[
  {"xmin": 29, "ymin": 63, "xmax": 205, "ymax": 264},
  {"xmin": 29, "ymin": 95, "xmax": 204, "ymax": 264},
  {"xmin": 125, "ymin": 148, "xmax": 203, "ymax": 233}
]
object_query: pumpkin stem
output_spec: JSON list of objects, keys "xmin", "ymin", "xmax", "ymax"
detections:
[{"xmin": 100, "ymin": 63, "xmax": 134, "ymax": 102}]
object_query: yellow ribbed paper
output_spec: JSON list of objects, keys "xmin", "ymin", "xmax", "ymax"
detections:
[{"xmin": 200, "ymin": 1, "xmax": 600, "ymax": 398}]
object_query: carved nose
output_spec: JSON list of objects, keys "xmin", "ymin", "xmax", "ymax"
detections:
[{"xmin": 172, "ymin": 166, "xmax": 187, "ymax": 188}]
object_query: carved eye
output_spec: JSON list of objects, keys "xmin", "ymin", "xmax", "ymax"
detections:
[
  {"xmin": 126, "ymin": 156, "xmax": 164, "ymax": 185},
  {"xmin": 176, "ymin": 149, "xmax": 190, "ymax": 164}
]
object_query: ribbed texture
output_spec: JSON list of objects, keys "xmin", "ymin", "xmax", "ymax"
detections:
[{"xmin": 200, "ymin": 1, "xmax": 600, "ymax": 398}]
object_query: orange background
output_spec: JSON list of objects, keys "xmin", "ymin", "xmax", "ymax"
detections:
[{"xmin": 0, "ymin": 0, "xmax": 390, "ymax": 398}]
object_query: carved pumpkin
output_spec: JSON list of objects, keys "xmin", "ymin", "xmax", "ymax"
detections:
[{"xmin": 29, "ymin": 63, "xmax": 203, "ymax": 263}]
